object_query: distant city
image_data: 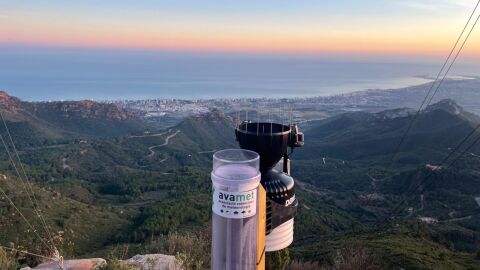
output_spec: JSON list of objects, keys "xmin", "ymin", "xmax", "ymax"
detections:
[{"xmin": 106, "ymin": 77, "xmax": 480, "ymax": 128}]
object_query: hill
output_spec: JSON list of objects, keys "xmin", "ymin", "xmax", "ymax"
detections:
[
  {"xmin": 0, "ymin": 91, "xmax": 146, "ymax": 145},
  {"xmin": 0, "ymin": 99, "xmax": 480, "ymax": 269},
  {"xmin": 290, "ymin": 100, "xmax": 480, "ymax": 266},
  {"xmin": 298, "ymin": 99, "xmax": 480, "ymax": 163}
]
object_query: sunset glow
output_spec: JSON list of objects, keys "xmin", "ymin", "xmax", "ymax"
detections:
[{"xmin": 1, "ymin": 0, "xmax": 480, "ymax": 57}]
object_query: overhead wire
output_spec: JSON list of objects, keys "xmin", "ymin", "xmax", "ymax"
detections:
[
  {"xmin": 0, "ymin": 245, "xmax": 63, "ymax": 269},
  {"xmin": 0, "ymin": 111, "xmax": 57, "ymax": 251},
  {"xmin": 362, "ymin": 0, "xmax": 480, "ymax": 209},
  {"xmin": 373, "ymin": 124, "xmax": 480, "ymax": 230},
  {"xmin": 0, "ymin": 181, "xmax": 54, "ymax": 254},
  {"xmin": 299, "ymin": 2, "xmax": 480, "ymax": 243},
  {"xmin": 426, "ymin": 8, "xmax": 480, "ymax": 106},
  {"xmin": 386, "ymin": 0, "xmax": 480, "ymax": 168},
  {"xmin": 0, "ymin": 109, "xmax": 60, "ymax": 263},
  {"xmin": 0, "ymin": 245, "xmax": 57, "ymax": 261}
]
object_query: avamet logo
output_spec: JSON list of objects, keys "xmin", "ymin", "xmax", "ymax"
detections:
[{"xmin": 217, "ymin": 191, "xmax": 254, "ymax": 202}]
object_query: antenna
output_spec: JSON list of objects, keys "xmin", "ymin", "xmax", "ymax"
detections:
[
  {"xmin": 257, "ymin": 106, "xmax": 260, "ymax": 136},
  {"xmin": 270, "ymin": 110, "xmax": 273, "ymax": 138},
  {"xmin": 245, "ymin": 108, "xmax": 249, "ymax": 131}
]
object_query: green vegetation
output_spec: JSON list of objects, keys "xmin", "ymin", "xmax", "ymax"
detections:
[
  {"xmin": 0, "ymin": 98, "xmax": 480, "ymax": 269},
  {"xmin": 100, "ymin": 260, "xmax": 140, "ymax": 270},
  {"xmin": 266, "ymin": 249, "xmax": 290, "ymax": 270}
]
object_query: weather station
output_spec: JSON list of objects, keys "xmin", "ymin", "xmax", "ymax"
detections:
[{"xmin": 211, "ymin": 117, "xmax": 304, "ymax": 270}]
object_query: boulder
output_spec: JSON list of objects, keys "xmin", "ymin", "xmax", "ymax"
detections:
[
  {"xmin": 120, "ymin": 254, "xmax": 183, "ymax": 270},
  {"xmin": 20, "ymin": 258, "xmax": 106, "ymax": 270}
]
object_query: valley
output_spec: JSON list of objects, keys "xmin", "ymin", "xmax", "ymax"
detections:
[{"xmin": 0, "ymin": 86, "xmax": 479, "ymax": 269}]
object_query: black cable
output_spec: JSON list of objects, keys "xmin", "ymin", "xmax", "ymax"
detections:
[
  {"xmin": 386, "ymin": 0, "xmax": 480, "ymax": 168},
  {"xmin": 374, "ymin": 125, "xmax": 480, "ymax": 230},
  {"xmin": 362, "ymin": 1, "xmax": 480, "ymax": 209},
  {"xmin": 426, "ymin": 10, "xmax": 480, "ymax": 106}
]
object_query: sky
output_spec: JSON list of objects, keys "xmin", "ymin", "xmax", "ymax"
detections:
[{"xmin": 1, "ymin": 0, "xmax": 480, "ymax": 57}]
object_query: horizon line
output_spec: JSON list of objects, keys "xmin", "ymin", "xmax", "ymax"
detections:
[{"xmin": 3, "ymin": 41, "xmax": 480, "ymax": 60}]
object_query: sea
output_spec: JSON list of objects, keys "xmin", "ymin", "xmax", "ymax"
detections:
[{"xmin": 0, "ymin": 47, "xmax": 478, "ymax": 101}]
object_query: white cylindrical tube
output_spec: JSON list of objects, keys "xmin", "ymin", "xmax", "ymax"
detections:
[{"xmin": 211, "ymin": 149, "xmax": 261, "ymax": 270}]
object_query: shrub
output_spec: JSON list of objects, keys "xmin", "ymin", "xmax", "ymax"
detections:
[
  {"xmin": 332, "ymin": 246, "xmax": 387, "ymax": 270},
  {"xmin": 100, "ymin": 259, "xmax": 140, "ymax": 270},
  {"xmin": 101, "ymin": 245, "xmax": 140, "ymax": 270},
  {"xmin": 288, "ymin": 260, "xmax": 323, "ymax": 270},
  {"xmin": 145, "ymin": 230, "xmax": 210, "ymax": 270},
  {"xmin": 288, "ymin": 246, "xmax": 387, "ymax": 270},
  {"xmin": 266, "ymin": 249, "xmax": 290, "ymax": 270}
]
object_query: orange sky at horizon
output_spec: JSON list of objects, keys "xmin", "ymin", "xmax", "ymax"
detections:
[
  {"xmin": 1, "ymin": 2, "xmax": 480, "ymax": 58},
  {"xmin": 3, "ymin": 26, "xmax": 480, "ymax": 58}
]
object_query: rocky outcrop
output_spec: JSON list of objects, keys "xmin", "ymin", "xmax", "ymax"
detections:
[
  {"xmin": 0, "ymin": 91, "xmax": 24, "ymax": 113},
  {"xmin": 34, "ymin": 100, "xmax": 138, "ymax": 121},
  {"xmin": 20, "ymin": 254, "xmax": 182, "ymax": 270},
  {"xmin": 0, "ymin": 91, "xmax": 146, "ymax": 138},
  {"xmin": 120, "ymin": 254, "xmax": 182, "ymax": 270},
  {"xmin": 20, "ymin": 258, "xmax": 106, "ymax": 270}
]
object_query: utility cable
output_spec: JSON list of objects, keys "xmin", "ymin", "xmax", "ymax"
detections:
[
  {"xmin": 0, "ymin": 183, "xmax": 54, "ymax": 254},
  {"xmin": 0, "ymin": 245, "xmax": 63, "ymax": 269},
  {"xmin": 0, "ymin": 135, "xmax": 57, "ymax": 254},
  {"xmin": 426, "ymin": 9, "xmax": 480, "ymax": 106},
  {"xmin": 386, "ymin": 0, "xmax": 480, "ymax": 168},
  {"xmin": 363, "ymin": 1, "xmax": 480, "ymax": 208},
  {"xmin": 374, "ymin": 124, "xmax": 480, "ymax": 230},
  {"xmin": 0, "ymin": 111, "xmax": 57, "ymax": 252}
]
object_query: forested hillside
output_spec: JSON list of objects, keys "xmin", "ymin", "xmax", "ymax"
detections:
[{"xmin": 0, "ymin": 93, "xmax": 479, "ymax": 269}]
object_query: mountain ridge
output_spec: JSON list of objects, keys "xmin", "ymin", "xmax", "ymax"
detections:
[
  {"xmin": 299, "ymin": 99, "xmax": 480, "ymax": 161},
  {"xmin": 0, "ymin": 91, "xmax": 146, "ymax": 140}
]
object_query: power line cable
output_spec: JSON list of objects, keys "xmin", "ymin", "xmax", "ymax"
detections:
[
  {"xmin": 426, "ymin": 10, "xmax": 480, "ymax": 106},
  {"xmin": 371, "ymin": 3, "xmax": 480, "ymax": 222},
  {"xmin": 374, "ymin": 125, "xmax": 480, "ymax": 230},
  {"xmin": 368, "ymin": 124, "xmax": 480, "ymax": 212},
  {"xmin": 0, "ymin": 111, "xmax": 57, "ymax": 251},
  {"xmin": 0, "ymin": 181, "xmax": 54, "ymax": 254},
  {"xmin": 0, "ymin": 134, "xmax": 57, "ymax": 254},
  {"xmin": 363, "ymin": 1, "xmax": 480, "ymax": 208},
  {"xmin": 0, "ymin": 245, "xmax": 63, "ymax": 269},
  {"xmin": 386, "ymin": 0, "xmax": 480, "ymax": 169}
]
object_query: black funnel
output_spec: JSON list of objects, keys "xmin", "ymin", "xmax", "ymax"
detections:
[{"xmin": 235, "ymin": 122, "xmax": 291, "ymax": 171}]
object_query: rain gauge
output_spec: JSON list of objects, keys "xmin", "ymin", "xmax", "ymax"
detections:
[
  {"xmin": 211, "ymin": 114, "xmax": 304, "ymax": 270},
  {"xmin": 211, "ymin": 149, "xmax": 261, "ymax": 270}
]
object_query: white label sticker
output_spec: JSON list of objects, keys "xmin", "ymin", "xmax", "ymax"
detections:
[{"xmin": 212, "ymin": 187, "xmax": 257, "ymax": 219}]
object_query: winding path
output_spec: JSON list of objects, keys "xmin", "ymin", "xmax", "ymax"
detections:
[
  {"xmin": 145, "ymin": 130, "xmax": 180, "ymax": 158},
  {"xmin": 440, "ymin": 215, "xmax": 472, "ymax": 223},
  {"xmin": 129, "ymin": 130, "xmax": 171, "ymax": 139}
]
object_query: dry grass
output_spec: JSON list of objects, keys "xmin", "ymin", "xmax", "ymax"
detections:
[
  {"xmin": 288, "ymin": 246, "xmax": 387, "ymax": 270},
  {"xmin": 0, "ymin": 248, "xmax": 18, "ymax": 270},
  {"xmin": 289, "ymin": 260, "xmax": 323, "ymax": 270},
  {"xmin": 100, "ymin": 259, "xmax": 141, "ymax": 270},
  {"xmin": 332, "ymin": 246, "xmax": 387, "ymax": 270},
  {"xmin": 144, "ymin": 230, "xmax": 210, "ymax": 270},
  {"xmin": 100, "ymin": 245, "xmax": 140, "ymax": 270}
]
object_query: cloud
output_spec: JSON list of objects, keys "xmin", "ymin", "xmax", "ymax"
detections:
[
  {"xmin": 400, "ymin": 0, "xmax": 475, "ymax": 11},
  {"xmin": 446, "ymin": 0, "xmax": 477, "ymax": 8},
  {"xmin": 402, "ymin": 2, "xmax": 440, "ymax": 11}
]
